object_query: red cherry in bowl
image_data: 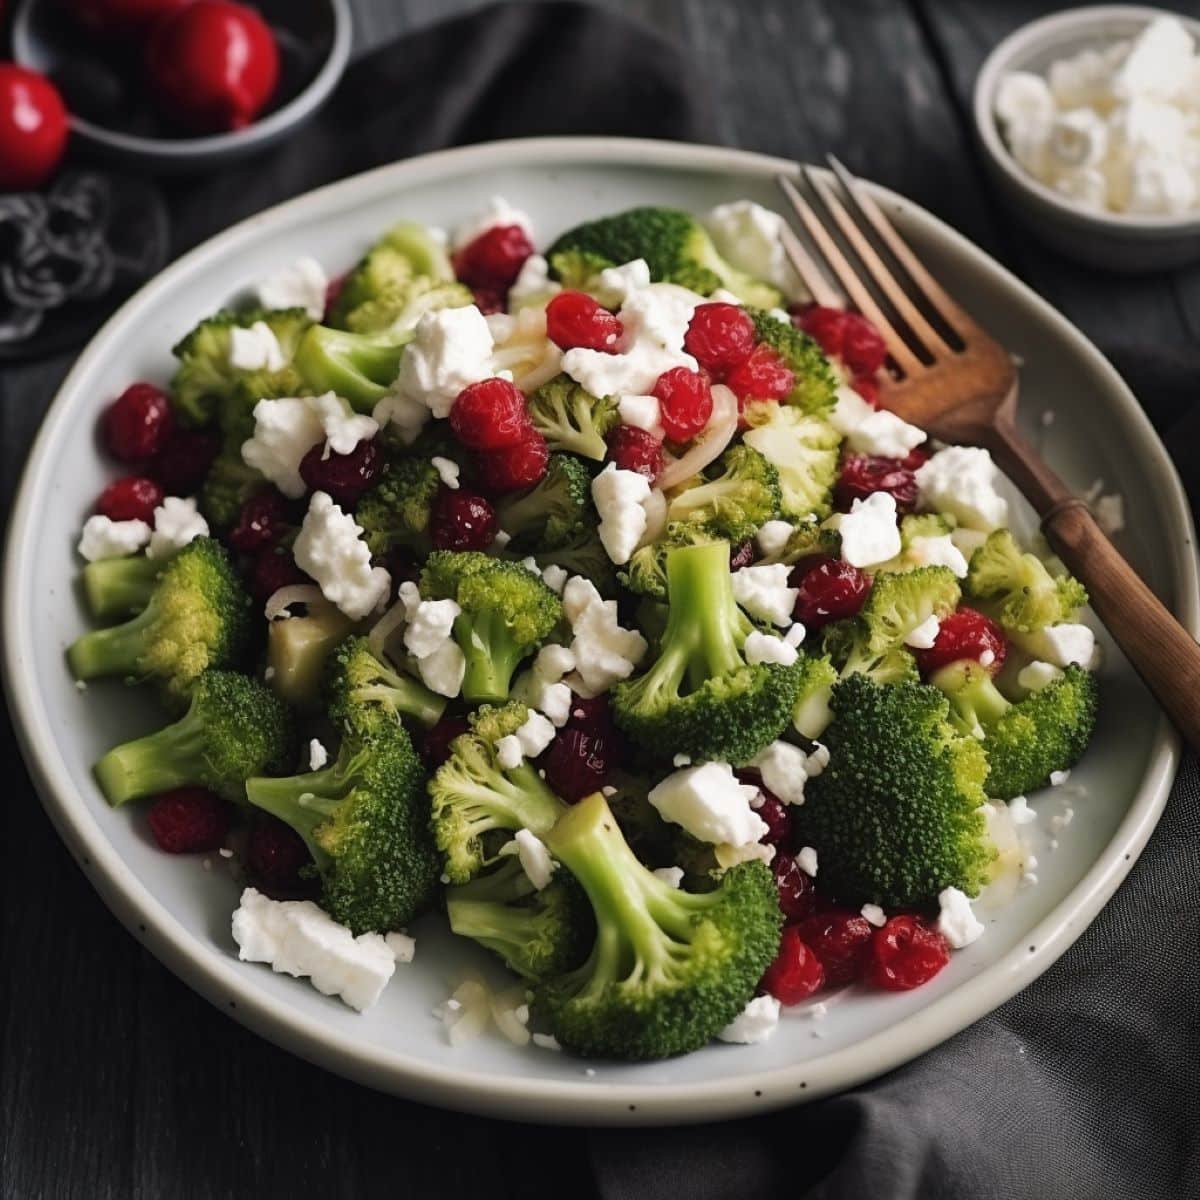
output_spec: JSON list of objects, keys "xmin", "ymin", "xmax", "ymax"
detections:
[
  {"xmin": 0, "ymin": 65, "xmax": 69, "ymax": 191},
  {"xmin": 145, "ymin": 1, "xmax": 280, "ymax": 134}
]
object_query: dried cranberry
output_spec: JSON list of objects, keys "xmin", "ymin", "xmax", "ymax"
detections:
[
  {"xmin": 652, "ymin": 366, "xmax": 713, "ymax": 441},
  {"xmin": 421, "ymin": 715, "xmax": 470, "ymax": 770},
  {"xmin": 771, "ymin": 852, "xmax": 816, "ymax": 920},
  {"xmin": 841, "ymin": 312, "xmax": 888, "ymax": 375},
  {"xmin": 452, "ymin": 224, "xmax": 535, "ymax": 292},
  {"xmin": 790, "ymin": 556, "xmax": 872, "ymax": 629},
  {"xmin": 834, "ymin": 453, "xmax": 918, "ymax": 513},
  {"xmin": 102, "ymin": 382, "xmax": 173, "ymax": 463},
  {"xmin": 227, "ymin": 489, "xmax": 292, "ymax": 553},
  {"xmin": 298, "ymin": 438, "xmax": 381, "ymax": 509},
  {"xmin": 96, "ymin": 475, "xmax": 164, "ymax": 524},
  {"xmin": 567, "ymin": 695, "xmax": 612, "ymax": 729},
  {"xmin": 760, "ymin": 926, "xmax": 825, "ymax": 1005},
  {"xmin": 756, "ymin": 794, "xmax": 792, "ymax": 847},
  {"xmin": 246, "ymin": 815, "xmax": 313, "ymax": 892},
  {"xmin": 792, "ymin": 304, "xmax": 848, "ymax": 358},
  {"xmin": 250, "ymin": 547, "xmax": 307, "ymax": 605},
  {"xmin": 545, "ymin": 290, "xmax": 623, "ymax": 353},
  {"xmin": 470, "ymin": 286, "xmax": 507, "ymax": 315},
  {"xmin": 388, "ymin": 547, "xmax": 423, "ymax": 592},
  {"xmin": 429, "ymin": 486, "xmax": 498, "ymax": 551},
  {"xmin": 474, "ymin": 432, "xmax": 549, "ymax": 493},
  {"xmin": 724, "ymin": 343, "xmax": 795, "ymax": 407},
  {"xmin": 915, "ymin": 607, "xmax": 1008, "ymax": 677},
  {"xmin": 606, "ymin": 425, "xmax": 663, "ymax": 483},
  {"xmin": 729, "ymin": 540, "xmax": 756, "ymax": 571},
  {"xmin": 683, "ymin": 302, "xmax": 756, "ymax": 376},
  {"xmin": 449, "ymin": 378, "xmax": 532, "ymax": 451},
  {"xmin": 901, "ymin": 446, "xmax": 930, "ymax": 471},
  {"xmin": 851, "ymin": 374, "xmax": 880, "ymax": 407},
  {"xmin": 146, "ymin": 787, "xmax": 229, "ymax": 853},
  {"xmin": 866, "ymin": 915, "xmax": 951, "ymax": 991},
  {"xmin": 148, "ymin": 427, "xmax": 220, "ymax": 495},
  {"xmin": 323, "ymin": 271, "xmax": 347, "ymax": 321},
  {"xmin": 793, "ymin": 908, "xmax": 873, "ymax": 988},
  {"xmin": 544, "ymin": 726, "xmax": 616, "ymax": 801}
]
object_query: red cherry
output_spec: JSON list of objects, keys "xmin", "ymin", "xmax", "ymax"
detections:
[
  {"xmin": 250, "ymin": 547, "xmax": 307, "ymax": 605},
  {"xmin": 545, "ymin": 290, "xmax": 623, "ymax": 353},
  {"xmin": 0, "ymin": 65, "xmax": 68, "ymax": 192},
  {"xmin": 96, "ymin": 476, "xmax": 164, "ymax": 524},
  {"xmin": 759, "ymin": 926, "xmax": 825, "ymax": 1005},
  {"xmin": 145, "ymin": 1, "xmax": 279, "ymax": 134},
  {"xmin": 147, "ymin": 428, "xmax": 221, "ymax": 496},
  {"xmin": 683, "ymin": 303, "xmax": 756, "ymax": 376},
  {"xmin": 652, "ymin": 367, "xmax": 713, "ymax": 442},
  {"xmin": 66, "ymin": 0, "xmax": 191, "ymax": 37},
  {"xmin": 449, "ymin": 378, "xmax": 532, "ymax": 451},
  {"xmin": 771, "ymin": 853, "xmax": 817, "ymax": 921},
  {"xmin": 102, "ymin": 382, "xmax": 173, "ymax": 463},
  {"xmin": 421, "ymin": 715, "xmax": 470, "ymax": 770},
  {"xmin": 834, "ymin": 453, "xmax": 919, "ymax": 513},
  {"xmin": 429, "ymin": 487, "xmax": 498, "ymax": 551},
  {"xmin": 298, "ymin": 438, "xmax": 381, "ymax": 509},
  {"xmin": 724, "ymin": 344, "xmax": 795, "ymax": 407},
  {"xmin": 227, "ymin": 489, "xmax": 292, "ymax": 553},
  {"xmin": 915, "ymin": 607, "xmax": 1008, "ymax": 677},
  {"xmin": 246, "ymin": 815, "xmax": 314, "ymax": 893},
  {"xmin": 866, "ymin": 915, "xmax": 951, "ymax": 991},
  {"xmin": 792, "ymin": 304, "xmax": 848, "ymax": 358},
  {"xmin": 146, "ymin": 788, "xmax": 229, "ymax": 854},
  {"xmin": 793, "ymin": 908, "xmax": 873, "ymax": 988},
  {"xmin": 841, "ymin": 312, "xmax": 889, "ymax": 375},
  {"xmin": 474, "ymin": 432, "xmax": 549, "ymax": 493},
  {"xmin": 605, "ymin": 425, "xmax": 663, "ymax": 483},
  {"xmin": 452, "ymin": 224, "xmax": 535, "ymax": 293},
  {"xmin": 790, "ymin": 556, "xmax": 872, "ymax": 629}
]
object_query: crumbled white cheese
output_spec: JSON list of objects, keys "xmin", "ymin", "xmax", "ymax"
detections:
[
  {"xmin": 1094, "ymin": 492, "xmax": 1125, "ymax": 534},
  {"xmin": 904, "ymin": 613, "xmax": 941, "ymax": 650},
  {"xmin": 915, "ymin": 447, "xmax": 1008, "ymax": 532},
  {"xmin": 385, "ymin": 931, "xmax": 416, "ymax": 964},
  {"xmin": 618, "ymin": 392, "xmax": 664, "ymax": 437},
  {"xmin": 531, "ymin": 1032, "xmax": 561, "ymax": 1052},
  {"xmin": 231, "ymin": 888, "xmax": 397, "ymax": 1012},
  {"xmin": 515, "ymin": 710, "xmax": 556, "ymax": 759},
  {"xmin": 371, "ymin": 389, "xmax": 429, "ymax": 445},
  {"xmin": 78, "ymin": 515, "xmax": 151, "ymax": 561},
  {"xmin": 539, "ymin": 563, "xmax": 568, "ymax": 595},
  {"xmin": 508, "ymin": 253, "xmax": 559, "ymax": 308},
  {"xmin": 514, "ymin": 828, "xmax": 555, "ymax": 890},
  {"xmin": 828, "ymin": 385, "xmax": 876, "ymax": 437},
  {"xmin": 148, "ymin": 496, "xmax": 209, "ymax": 559},
  {"xmin": 717, "ymin": 994, "xmax": 782, "ymax": 1045},
  {"xmin": 1050, "ymin": 769, "xmax": 1072, "ymax": 787},
  {"xmin": 846, "ymin": 409, "xmax": 927, "ymax": 460},
  {"xmin": 652, "ymin": 866, "xmax": 685, "ymax": 889},
  {"xmin": 1050, "ymin": 806, "xmax": 1075, "ymax": 832},
  {"xmin": 750, "ymin": 740, "xmax": 820, "ymax": 806},
  {"xmin": 756, "ymin": 519, "xmax": 795, "ymax": 558},
  {"xmin": 308, "ymin": 738, "xmax": 328, "ymax": 772},
  {"xmin": 1016, "ymin": 622, "xmax": 1096, "ymax": 669},
  {"xmin": 228, "ymin": 321, "xmax": 286, "ymax": 372},
  {"xmin": 730, "ymin": 563, "xmax": 798, "ymax": 627},
  {"xmin": 673, "ymin": 753, "xmax": 692, "ymax": 768},
  {"xmin": 431, "ymin": 456, "xmax": 460, "ymax": 490},
  {"xmin": 592, "ymin": 463, "xmax": 652, "ymax": 565},
  {"xmin": 404, "ymin": 598, "xmax": 461, "ymax": 658},
  {"xmin": 415, "ymin": 638, "xmax": 466, "ymax": 698},
  {"xmin": 936, "ymin": 886, "xmax": 984, "ymax": 949},
  {"xmin": 594, "ymin": 259, "xmax": 653, "ymax": 306},
  {"xmin": 744, "ymin": 630, "xmax": 799, "ymax": 667},
  {"xmin": 827, "ymin": 491, "xmax": 901, "ymax": 568},
  {"xmin": 705, "ymin": 200, "xmax": 801, "ymax": 297},
  {"xmin": 293, "ymin": 491, "xmax": 391, "ymax": 620},
  {"xmin": 390, "ymin": 305, "xmax": 495, "ymax": 420},
  {"xmin": 860, "ymin": 903, "xmax": 886, "ymax": 928},
  {"xmin": 1008, "ymin": 795, "xmax": 1037, "ymax": 825},
  {"xmin": 715, "ymin": 841, "xmax": 776, "ymax": 869},
  {"xmin": 561, "ymin": 575, "xmax": 647, "ymax": 695},
  {"xmin": 796, "ymin": 846, "xmax": 818, "ymax": 877},
  {"xmin": 907, "ymin": 534, "xmax": 969, "ymax": 578},
  {"xmin": 648, "ymin": 762, "xmax": 767, "ymax": 847},
  {"xmin": 256, "ymin": 256, "xmax": 328, "ymax": 320},
  {"xmin": 519, "ymin": 556, "xmax": 541, "ymax": 576},
  {"xmin": 452, "ymin": 195, "xmax": 534, "ymax": 251},
  {"xmin": 784, "ymin": 623, "xmax": 806, "ymax": 647},
  {"xmin": 496, "ymin": 735, "xmax": 524, "ymax": 770},
  {"xmin": 1017, "ymin": 660, "xmax": 1065, "ymax": 691}
]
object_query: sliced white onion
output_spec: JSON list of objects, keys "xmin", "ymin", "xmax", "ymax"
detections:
[
  {"xmin": 490, "ymin": 984, "xmax": 532, "ymax": 1047},
  {"xmin": 367, "ymin": 595, "xmax": 408, "ymax": 659},
  {"xmin": 264, "ymin": 584, "xmax": 324, "ymax": 622},
  {"xmin": 444, "ymin": 978, "xmax": 491, "ymax": 1047},
  {"xmin": 513, "ymin": 347, "xmax": 564, "ymax": 393},
  {"xmin": 656, "ymin": 382, "xmax": 738, "ymax": 492},
  {"xmin": 636, "ymin": 488, "xmax": 668, "ymax": 550}
]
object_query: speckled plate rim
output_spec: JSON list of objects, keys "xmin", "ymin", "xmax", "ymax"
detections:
[{"xmin": 4, "ymin": 136, "xmax": 1195, "ymax": 1126}]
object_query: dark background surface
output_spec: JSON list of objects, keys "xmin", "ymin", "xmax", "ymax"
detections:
[{"xmin": 2, "ymin": 3, "xmax": 1198, "ymax": 1198}]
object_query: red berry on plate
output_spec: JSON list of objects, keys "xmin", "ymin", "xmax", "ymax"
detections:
[
  {"xmin": 145, "ymin": 0, "xmax": 280, "ymax": 134},
  {"xmin": 227, "ymin": 488, "xmax": 292, "ymax": 553},
  {"xmin": 901, "ymin": 446, "xmax": 930, "ymax": 472},
  {"xmin": 790, "ymin": 556, "xmax": 871, "ymax": 629},
  {"xmin": 793, "ymin": 908, "xmax": 873, "ymax": 988},
  {"xmin": 729, "ymin": 540, "xmax": 756, "ymax": 571},
  {"xmin": 102, "ymin": 382, "xmax": 173, "ymax": 463},
  {"xmin": 250, "ymin": 546, "xmax": 307, "ymax": 605},
  {"xmin": 470, "ymin": 286, "xmax": 507, "ymax": 316},
  {"xmin": 605, "ymin": 425, "xmax": 663, "ymax": 483},
  {"xmin": 474, "ymin": 432, "xmax": 549, "ymax": 493},
  {"xmin": 866, "ymin": 915, "xmax": 951, "ymax": 991},
  {"xmin": 759, "ymin": 926, "xmax": 825, "ymax": 1005},
  {"xmin": 841, "ymin": 312, "xmax": 889, "ymax": 375},
  {"xmin": 449, "ymin": 378, "xmax": 531, "ymax": 451},
  {"xmin": 323, "ymin": 271, "xmax": 347, "ymax": 321},
  {"xmin": 915, "ymin": 606, "xmax": 1008, "ymax": 677},
  {"xmin": 0, "ymin": 65, "xmax": 68, "ymax": 192},
  {"xmin": 429, "ymin": 487, "xmax": 498, "ymax": 551},
  {"xmin": 652, "ymin": 366, "xmax": 713, "ymax": 442},
  {"xmin": 146, "ymin": 787, "xmax": 229, "ymax": 854},
  {"xmin": 95, "ymin": 475, "xmax": 164, "ymax": 524},
  {"xmin": 683, "ymin": 302, "xmax": 755, "ymax": 376},
  {"xmin": 298, "ymin": 438, "xmax": 381, "ymax": 509},
  {"xmin": 834, "ymin": 452, "xmax": 919, "ymax": 513},
  {"xmin": 772, "ymin": 853, "xmax": 817, "ymax": 921},
  {"xmin": 755, "ymin": 793, "xmax": 791, "ymax": 846},
  {"xmin": 724, "ymin": 343, "xmax": 795, "ymax": 406},
  {"xmin": 543, "ymin": 723, "xmax": 623, "ymax": 802},
  {"xmin": 246, "ymin": 814, "xmax": 313, "ymax": 892},
  {"xmin": 147, "ymin": 427, "xmax": 221, "ymax": 495},
  {"xmin": 566, "ymin": 694, "xmax": 612, "ymax": 729},
  {"xmin": 452, "ymin": 224, "xmax": 535, "ymax": 293},
  {"xmin": 851, "ymin": 374, "xmax": 880, "ymax": 407},
  {"xmin": 545, "ymin": 290, "xmax": 623, "ymax": 352},
  {"xmin": 421, "ymin": 715, "xmax": 471, "ymax": 770}
]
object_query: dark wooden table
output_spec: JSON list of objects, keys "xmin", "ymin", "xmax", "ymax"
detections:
[{"xmin": 3, "ymin": 3, "xmax": 1197, "ymax": 1197}]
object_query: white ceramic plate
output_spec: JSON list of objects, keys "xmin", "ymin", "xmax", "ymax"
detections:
[{"xmin": 4, "ymin": 138, "xmax": 1195, "ymax": 1125}]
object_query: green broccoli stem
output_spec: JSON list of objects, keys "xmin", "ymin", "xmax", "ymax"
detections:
[
  {"xmin": 456, "ymin": 610, "xmax": 528, "ymax": 704},
  {"xmin": 352, "ymin": 664, "xmax": 446, "ymax": 729},
  {"xmin": 665, "ymin": 540, "xmax": 748, "ymax": 690},
  {"xmin": 82, "ymin": 556, "xmax": 162, "ymax": 621},
  {"xmin": 67, "ymin": 599, "xmax": 161, "ymax": 682},
  {"xmin": 930, "ymin": 661, "xmax": 1011, "ymax": 738},
  {"xmin": 94, "ymin": 705, "xmax": 213, "ymax": 807},
  {"xmin": 293, "ymin": 326, "xmax": 410, "ymax": 413},
  {"xmin": 446, "ymin": 896, "xmax": 540, "ymax": 961},
  {"xmin": 243, "ymin": 763, "xmax": 356, "ymax": 870}
]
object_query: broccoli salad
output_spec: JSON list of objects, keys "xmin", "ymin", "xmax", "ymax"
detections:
[{"xmin": 69, "ymin": 196, "xmax": 1099, "ymax": 1057}]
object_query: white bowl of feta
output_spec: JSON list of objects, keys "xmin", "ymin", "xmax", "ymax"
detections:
[{"xmin": 974, "ymin": 6, "xmax": 1200, "ymax": 270}]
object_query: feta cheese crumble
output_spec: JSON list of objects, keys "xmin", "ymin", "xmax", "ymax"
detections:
[
  {"xmin": 78, "ymin": 515, "xmax": 151, "ymax": 561},
  {"xmin": 861, "ymin": 904, "xmax": 886, "ymax": 928},
  {"xmin": 431, "ymin": 456, "xmax": 460, "ymax": 490},
  {"xmin": 730, "ymin": 563, "xmax": 798, "ymax": 627},
  {"xmin": 1017, "ymin": 660, "xmax": 1065, "ymax": 691},
  {"xmin": 936, "ymin": 886, "xmax": 984, "ymax": 949},
  {"xmin": 652, "ymin": 866, "xmax": 685, "ymax": 888},
  {"xmin": 617, "ymin": 392, "xmax": 664, "ymax": 437},
  {"xmin": 756, "ymin": 519, "xmax": 795, "ymax": 559},
  {"xmin": 308, "ymin": 738, "xmax": 329, "ymax": 772},
  {"xmin": 750, "ymin": 740, "xmax": 821, "ymax": 806},
  {"xmin": 148, "ymin": 496, "xmax": 209, "ymax": 559},
  {"xmin": 256, "ymin": 256, "xmax": 328, "ymax": 320},
  {"xmin": 387, "ymin": 305, "xmax": 495, "ymax": 422},
  {"xmin": 228, "ymin": 321, "xmax": 286, "ymax": 372},
  {"xmin": 561, "ymin": 575, "xmax": 647, "ymax": 695},
  {"xmin": 1008, "ymin": 795, "xmax": 1037, "ymax": 825},
  {"xmin": 648, "ymin": 762, "xmax": 767, "ymax": 847},
  {"xmin": 717, "ymin": 994, "xmax": 782, "ymax": 1045},
  {"xmin": 906, "ymin": 534, "xmax": 969, "ymax": 579},
  {"xmin": 592, "ymin": 463, "xmax": 652, "ymax": 565},
  {"xmin": 513, "ymin": 828, "xmax": 555, "ymax": 891},
  {"xmin": 827, "ymin": 491, "xmax": 901, "ymax": 568},
  {"xmin": 796, "ymin": 846, "xmax": 818, "ymax": 877},
  {"xmin": 705, "ymin": 200, "xmax": 801, "ymax": 297},
  {"xmin": 915, "ymin": 447, "xmax": 1008, "ymax": 532},
  {"xmin": 744, "ymin": 630, "xmax": 799, "ymax": 667},
  {"xmin": 294, "ymin": 491, "xmax": 391, "ymax": 620},
  {"xmin": 904, "ymin": 613, "xmax": 941, "ymax": 650},
  {"xmin": 845, "ymin": 409, "xmax": 926, "ymax": 460},
  {"xmin": 1016, "ymin": 622, "xmax": 1096, "ymax": 669}
]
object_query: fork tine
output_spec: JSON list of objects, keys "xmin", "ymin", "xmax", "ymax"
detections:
[
  {"xmin": 806, "ymin": 169, "xmax": 955, "ymax": 360},
  {"xmin": 826, "ymin": 154, "xmax": 974, "ymax": 335},
  {"xmin": 777, "ymin": 173, "xmax": 924, "ymax": 376},
  {"xmin": 776, "ymin": 222, "xmax": 842, "ymax": 309}
]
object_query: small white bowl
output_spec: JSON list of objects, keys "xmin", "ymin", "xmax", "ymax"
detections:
[{"xmin": 973, "ymin": 4, "xmax": 1200, "ymax": 272}]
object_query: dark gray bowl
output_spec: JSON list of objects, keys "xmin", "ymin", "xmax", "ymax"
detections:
[{"xmin": 12, "ymin": 0, "xmax": 352, "ymax": 173}]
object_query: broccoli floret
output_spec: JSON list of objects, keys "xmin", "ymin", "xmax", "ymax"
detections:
[
  {"xmin": 246, "ymin": 721, "xmax": 438, "ymax": 933},
  {"xmin": 292, "ymin": 325, "xmax": 411, "ymax": 413},
  {"xmin": 665, "ymin": 444, "xmax": 781, "ymax": 544},
  {"xmin": 344, "ymin": 279, "xmax": 474, "ymax": 337},
  {"xmin": 81, "ymin": 555, "xmax": 161, "ymax": 621},
  {"xmin": 901, "ymin": 513, "xmax": 955, "ymax": 545},
  {"xmin": 748, "ymin": 310, "xmax": 839, "ymax": 414},
  {"xmin": 795, "ymin": 674, "xmax": 995, "ymax": 908},
  {"xmin": 445, "ymin": 857, "xmax": 593, "ymax": 981},
  {"xmin": 966, "ymin": 529, "xmax": 1088, "ymax": 635},
  {"xmin": 428, "ymin": 701, "xmax": 566, "ymax": 883},
  {"xmin": 526, "ymin": 374, "xmax": 619, "ymax": 461},
  {"xmin": 525, "ymin": 529, "xmax": 618, "ymax": 595},
  {"xmin": 93, "ymin": 670, "xmax": 294, "ymax": 807},
  {"xmin": 741, "ymin": 401, "xmax": 842, "ymax": 521},
  {"xmin": 355, "ymin": 457, "xmax": 442, "ymax": 559},
  {"xmin": 754, "ymin": 518, "xmax": 841, "ymax": 567},
  {"xmin": 546, "ymin": 207, "xmax": 783, "ymax": 308},
  {"xmin": 531, "ymin": 791, "xmax": 782, "ymax": 1060},
  {"xmin": 820, "ymin": 620, "xmax": 920, "ymax": 686},
  {"xmin": 611, "ymin": 540, "xmax": 810, "ymax": 764},
  {"xmin": 67, "ymin": 537, "xmax": 252, "ymax": 706},
  {"xmin": 326, "ymin": 635, "xmax": 447, "ymax": 733},
  {"xmin": 496, "ymin": 453, "xmax": 593, "ymax": 550},
  {"xmin": 170, "ymin": 308, "xmax": 312, "ymax": 428},
  {"xmin": 791, "ymin": 652, "xmax": 840, "ymax": 739},
  {"xmin": 619, "ymin": 522, "xmax": 725, "ymax": 601},
  {"xmin": 420, "ymin": 551, "xmax": 563, "ymax": 703},
  {"xmin": 929, "ymin": 660, "xmax": 1099, "ymax": 799}
]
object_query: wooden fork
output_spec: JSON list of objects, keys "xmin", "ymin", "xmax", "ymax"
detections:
[{"xmin": 777, "ymin": 157, "xmax": 1200, "ymax": 748}]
